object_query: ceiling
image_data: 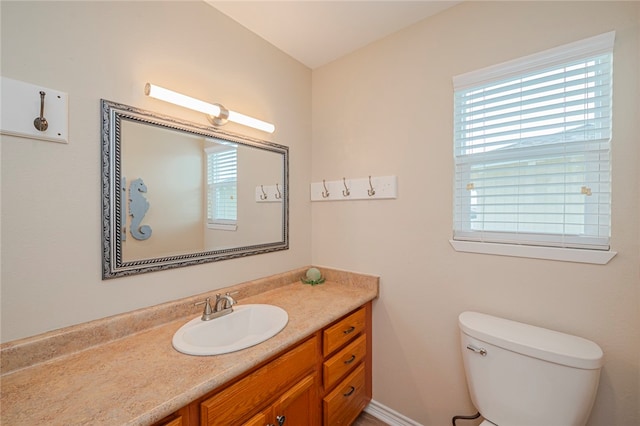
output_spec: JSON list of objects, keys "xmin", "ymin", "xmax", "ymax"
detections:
[{"xmin": 206, "ymin": 1, "xmax": 460, "ymax": 69}]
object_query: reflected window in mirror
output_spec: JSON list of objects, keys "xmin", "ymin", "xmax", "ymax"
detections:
[{"xmin": 206, "ymin": 144, "xmax": 238, "ymax": 231}]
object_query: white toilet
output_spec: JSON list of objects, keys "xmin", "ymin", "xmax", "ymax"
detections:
[{"xmin": 459, "ymin": 311, "xmax": 604, "ymax": 426}]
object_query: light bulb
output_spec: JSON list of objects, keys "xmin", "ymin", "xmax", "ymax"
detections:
[
  {"xmin": 228, "ymin": 111, "xmax": 276, "ymax": 134},
  {"xmin": 144, "ymin": 83, "xmax": 221, "ymax": 117}
]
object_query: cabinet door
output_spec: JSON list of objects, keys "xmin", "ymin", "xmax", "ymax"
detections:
[
  {"xmin": 271, "ymin": 374, "xmax": 320, "ymax": 425},
  {"xmin": 243, "ymin": 410, "xmax": 269, "ymax": 426},
  {"xmin": 160, "ymin": 418, "xmax": 183, "ymax": 426},
  {"xmin": 150, "ymin": 406, "xmax": 191, "ymax": 426},
  {"xmin": 200, "ymin": 337, "xmax": 318, "ymax": 426}
]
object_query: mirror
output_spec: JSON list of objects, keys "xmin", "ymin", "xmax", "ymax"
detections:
[{"xmin": 101, "ymin": 99, "xmax": 288, "ymax": 279}]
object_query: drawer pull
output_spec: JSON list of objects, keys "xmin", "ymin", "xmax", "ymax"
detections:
[
  {"xmin": 344, "ymin": 354, "xmax": 356, "ymax": 364},
  {"xmin": 343, "ymin": 386, "xmax": 356, "ymax": 397},
  {"xmin": 343, "ymin": 326, "xmax": 356, "ymax": 335},
  {"xmin": 276, "ymin": 415, "xmax": 286, "ymax": 425}
]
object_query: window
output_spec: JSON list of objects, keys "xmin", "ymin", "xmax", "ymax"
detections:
[
  {"xmin": 206, "ymin": 146, "xmax": 237, "ymax": 230},
  {"xmin": 452, "ymin": 32, "xmax": 615, "ymax": 262}
]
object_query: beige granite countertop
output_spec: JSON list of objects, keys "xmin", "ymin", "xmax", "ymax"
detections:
[{"xmin": 0, "ymin": 267, "xmax": 378, "ymax": 426}]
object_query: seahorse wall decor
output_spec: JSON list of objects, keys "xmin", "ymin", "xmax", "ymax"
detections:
[
  {"xmin": 129, "ymin": 178, "xmax": 152, "ymax": 241},
  {"xmin": 121, "ymin": 177, "xmax": 126, "ymax": 241}
]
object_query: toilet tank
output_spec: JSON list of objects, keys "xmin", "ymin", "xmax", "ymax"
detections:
[{"xmin": 459, "ymin": 312, "xmax": 603, "ymax": 426}]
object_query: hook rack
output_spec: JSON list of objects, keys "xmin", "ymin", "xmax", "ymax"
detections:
[
  {"xmin": 310, "ymin": 175, "xmax": 397, "ymax": 201},
  {"xmin": 255, "ymin": 184, "xmax": 284, "ymax": 203},
  {"xmin": 0, "ymin": 77, "xmax": 68, "ymax": 144}
]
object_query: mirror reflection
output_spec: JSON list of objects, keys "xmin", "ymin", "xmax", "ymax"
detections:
[{"xmin": 101, "ymin": 100, "xmax": 288, "ymax": 279}]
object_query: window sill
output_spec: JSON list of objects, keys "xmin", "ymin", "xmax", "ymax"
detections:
[
  {"xmin": 449, "ymin": 240, "xmax": 616, "ymax": 265},
  {"xmin": 208, "ymin": 223, "xmax": 237, "ymax": 231}
]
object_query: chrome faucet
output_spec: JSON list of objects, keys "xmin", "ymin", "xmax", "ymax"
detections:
[
  {"xmin": 195, "ymin": 292, "xmax": 238, "ymax": 321},
  {"xmin": 213, "ymin": 293, "xmax": 238, "ymax": 312}
]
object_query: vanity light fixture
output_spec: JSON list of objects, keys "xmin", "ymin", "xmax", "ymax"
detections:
[{"xmin": 144, "ymin": 83, "xmax": 275, "ymax": 134}]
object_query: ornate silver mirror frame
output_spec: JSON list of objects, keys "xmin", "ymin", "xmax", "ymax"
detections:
[{"xmin": 101, "ymin": 99, "xmax": 288, "ymax": 279}]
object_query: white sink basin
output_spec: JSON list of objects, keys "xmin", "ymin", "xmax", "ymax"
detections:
[{"xmin": 172, "ymin": 304, "xmax": 288, "ymax": 356}]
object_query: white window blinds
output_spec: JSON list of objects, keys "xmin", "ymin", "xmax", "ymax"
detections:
[
  {"xmin": 452, "ymin": 32, "xmax": 614, "ymax": 250},
  {"xmin": 206, "ymin": 147, "xmax": 237, "ymax": 223}
]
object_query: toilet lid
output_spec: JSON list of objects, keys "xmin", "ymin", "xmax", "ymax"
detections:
[{"xmin": 480, "ymin": 420, "xmax": 497, "ymax": 426}]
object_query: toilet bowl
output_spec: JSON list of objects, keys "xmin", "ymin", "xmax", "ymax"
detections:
[{"xmin": 459, "ymin": 311, "xmax": 603, "ymax": 426}]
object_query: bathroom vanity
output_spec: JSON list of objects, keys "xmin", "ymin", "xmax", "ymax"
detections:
[
  {"xmin": 0, "ymin": 267, "xmax": 377, "ymax": 426},
  {"xmin": 158, "ymin": 304, "xmax": 371, "ymax": 426}
]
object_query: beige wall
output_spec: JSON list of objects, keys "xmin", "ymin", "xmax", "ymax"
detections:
[
  {"xmin": 312, "ymin": 2, "xmax": 639, "ymax": 425},
  {"xmin": 0, "ymin": 1, "xmax": 312, "ymax": 341}
]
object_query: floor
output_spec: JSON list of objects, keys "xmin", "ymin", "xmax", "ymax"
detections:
[{"xmin": 353, "ymin": 412, "xmax": 390, "ymax": 426}]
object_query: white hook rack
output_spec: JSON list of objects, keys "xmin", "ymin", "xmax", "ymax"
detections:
[
  {"xmin": 0, "ymin": 76, "xmax": 68, "ymax": 144},
  {"xmin": 310, "ymin": 175, "xmax": 397, "ymax": 201}
]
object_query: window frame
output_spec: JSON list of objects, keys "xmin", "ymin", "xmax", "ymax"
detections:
[{"xmin": 450, "ymin": 32, "xmax": 617, "ymax": 264}]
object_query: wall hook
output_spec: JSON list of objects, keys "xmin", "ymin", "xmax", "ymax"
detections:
[
  {"xmin": 322, "ymin": 179, "xmax": 330, "ymax": 198},
  {"xmin": 260, "ymin": 185, "xmax": 268, "ymax": 200},
  {"xmin": 275, "ymin": 183, "xmax": 282, "ymax": 199},
  {"xmin": 367, "ymin": 176, "xmax": 376, "ymax": 196},
  {"xmin": 342, "ymin": 177, "xmax": 350, "ymax": 197},
  {"xmin": 33, "ymin": 91, "xmax": 49, "ymax": 132}
]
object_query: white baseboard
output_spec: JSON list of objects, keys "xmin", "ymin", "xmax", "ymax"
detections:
[{"xmin": 364, "ymin": 400, "xmax": 423, "ymax": 426}]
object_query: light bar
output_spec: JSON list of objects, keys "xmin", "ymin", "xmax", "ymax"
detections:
[{"xmin": 144, "ymin": 83, "xmax": 275, "ymax": 134}]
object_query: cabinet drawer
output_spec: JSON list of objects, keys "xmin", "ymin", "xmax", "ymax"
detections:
[
  {"xmin": 201, "ymin": 336, "xmax": 318, "ymax": 426},
  {"xmin": 323, "ymin": 363, "xmax": 368, "ymax": 426},
  {"xmin": 323, "ymin": 307, "xmax": 366, "ymax": 357},
  {"xmin": 323, "ymin": 333, "xmax": 366, "ymax": 390}
]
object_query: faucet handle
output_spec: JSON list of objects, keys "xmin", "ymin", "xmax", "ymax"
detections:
[{"xmin": 195, "ymin": 297, "xmax": 213, "ymax": 318}]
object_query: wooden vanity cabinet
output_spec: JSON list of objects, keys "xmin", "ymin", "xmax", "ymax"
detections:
[{"xmin": 160, "ymin": 302, "xmax": 372, "ymax": 426}]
